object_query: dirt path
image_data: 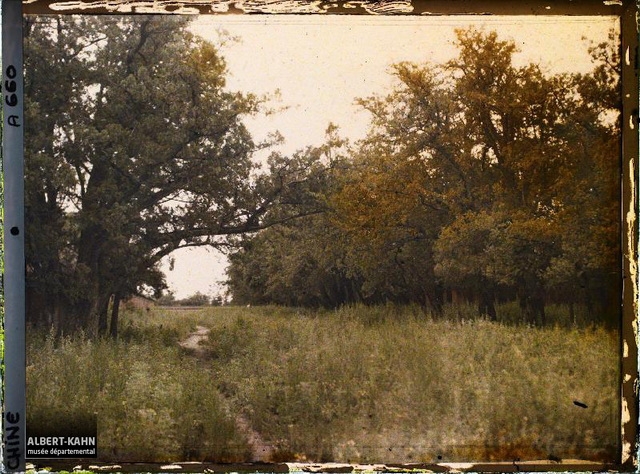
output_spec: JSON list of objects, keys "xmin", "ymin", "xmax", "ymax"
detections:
[
  {"xmin": 178, "ymin": 325, "xmax": 210, "ymax": 357},
  {"xmin": 179, "ymin": 325, "xmax": 274, "ymax": 462},
  {"xmin": 235, "ymin": 414, "xmax": 275, "ymax": 462}
]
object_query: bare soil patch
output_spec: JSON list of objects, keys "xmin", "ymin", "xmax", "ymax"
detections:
[{"xmin": 178, "ymin": 325, "xmax": 210, "ymax": 358}]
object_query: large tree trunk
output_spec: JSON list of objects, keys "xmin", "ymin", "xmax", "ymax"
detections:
[
  {"xmin": 110, "ymin": 293, "xmax": 122, "ymax": 340},
  {"xmin": 97, "ymin": 290, "xmax": 111, "ymax": 337},
  {"xmin": 73, "ymin": 157, "xmax": 113, "ymax": 335}
]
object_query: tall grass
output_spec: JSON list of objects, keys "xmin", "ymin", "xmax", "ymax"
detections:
[
  {"xmin": 27, "ymin": 304, "xmax": 619, "ymax": 464},
  {"xmin": 27, "ymin": 310, "xmax": 250, "ymax": 462},
  {"xmin": 203, "ymin": 304, "xmax": 619, "ymax": 463}
]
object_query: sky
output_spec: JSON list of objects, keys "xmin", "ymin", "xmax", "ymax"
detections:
[{"xmin": 159, "ymin": 14, "xmax": 619, "ymax": 300}]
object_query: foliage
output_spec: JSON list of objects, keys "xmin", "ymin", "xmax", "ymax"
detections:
[
  {"xmin": 24, "ymin": 17, "xmax": 327, "ymax": 337},
  {"xmin": 155, "ymin": 290, "xmax": 177, "ymax": 306},
  {"xmin": 177, "ymin": 291, "xmax": 211, "ymax": 306},
  {"xmin": 228, "ymin": 28, "xmax": 621, "ymax": 326},
  {"xmin": 227, "ymin": 210, "xmax": 362, "ymax": 308},
  {"xmin": 27, "ymin": 19, "xmax": 621, "ymax": 332},
  {"xmin": 226, "ymin": 127, "xmax": 363, "ymax": 308}
]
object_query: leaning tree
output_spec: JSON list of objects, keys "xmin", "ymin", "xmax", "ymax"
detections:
[{"xmin": 24, "ymin": 16, "xmax": 324, "ymax": 337}]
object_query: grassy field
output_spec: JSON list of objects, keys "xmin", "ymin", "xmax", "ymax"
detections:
[{"xmin": 27, "ymin": 304, "xmax": 620, "ymax": 464}]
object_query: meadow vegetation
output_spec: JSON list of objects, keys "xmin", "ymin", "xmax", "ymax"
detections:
[
  {"xmin": 27, "ymin": 309, "xmax": 251, "ymax": 462},
  {"xmin": 27, "ymin": 304, "xmax": 619, "ymax": 464}
]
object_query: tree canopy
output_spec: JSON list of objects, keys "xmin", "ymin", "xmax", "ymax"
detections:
[
  {"xmin": 25, "ymin": 19, "xmax": 620, "ymax": 332},
  {"xmin": 227, "ymin": 28, "xmax": 621, "ymax": 326},
  {"xmin": 25, "ymin": 16, "xmax": 327, "ymax": 336}
]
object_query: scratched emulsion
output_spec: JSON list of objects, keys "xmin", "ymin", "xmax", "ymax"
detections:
[
  {"xmin": 621, "ymin": 150, "xmax": 638, "ymax": 467},
  {"xmin": 29, "ymin": 0, "xmax": 415, "ymax": 14},
  {"xmin": 0, "ymin": 94, "xmax": 4, "ymax": 466},
  {"xmin": 620, "ymin": 21, "xmax": 639, "ymax": 465}
]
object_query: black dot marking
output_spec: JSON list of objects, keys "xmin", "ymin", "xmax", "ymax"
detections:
[
  {"xmin": 10, "ymin": 227, "xmax": 19, "ymax": 236},
  {"xmin": 573, "ymin": 400, "xmax": 588, "ymax": 408}
]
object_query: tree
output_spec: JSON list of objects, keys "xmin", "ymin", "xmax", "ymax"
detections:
[
  {"xmin": 434, "ymin": 211, "xmax": 501, "ymax": 319},
  {"xmin": 332, "ymin": 28, "xmax": 620, "ymax": 323},
  {"xmin": 543, "ymin": 33, "xmax": 621, "ymax": 326},
  {"xmin": 217, "ymin": 27, "xmax": 620, "ymax": 326},
  {"xmin": 227, "ymin": 213, "xmax": 363, "ymax": 307},
  {"xmin": 156, "ymin": 291, "xmax": 177, "ymax": 306},
  {"xmin": 25, "ymin": 16, "xmax": 325, "ymax": 337},
  {"xmin": 330, "ymin": 144, "xmax": 449, "ymax": 310},
  {"xmin": 178, "ymin": 292, "xmax": 210, "ymax": 307},
  {"xmin": 226, "ymin": 130, "xmax": 362, "ymax": 308}
]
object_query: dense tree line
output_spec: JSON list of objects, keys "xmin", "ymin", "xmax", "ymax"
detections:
[{"xmin": 226, "ymin": 29, "xmax": 621, "ymax": 327}]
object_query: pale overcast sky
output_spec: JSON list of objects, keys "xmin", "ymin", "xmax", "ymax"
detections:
[{"xmin": 160, "ymin": 14, "xmax": 619, "ymax": 300}]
